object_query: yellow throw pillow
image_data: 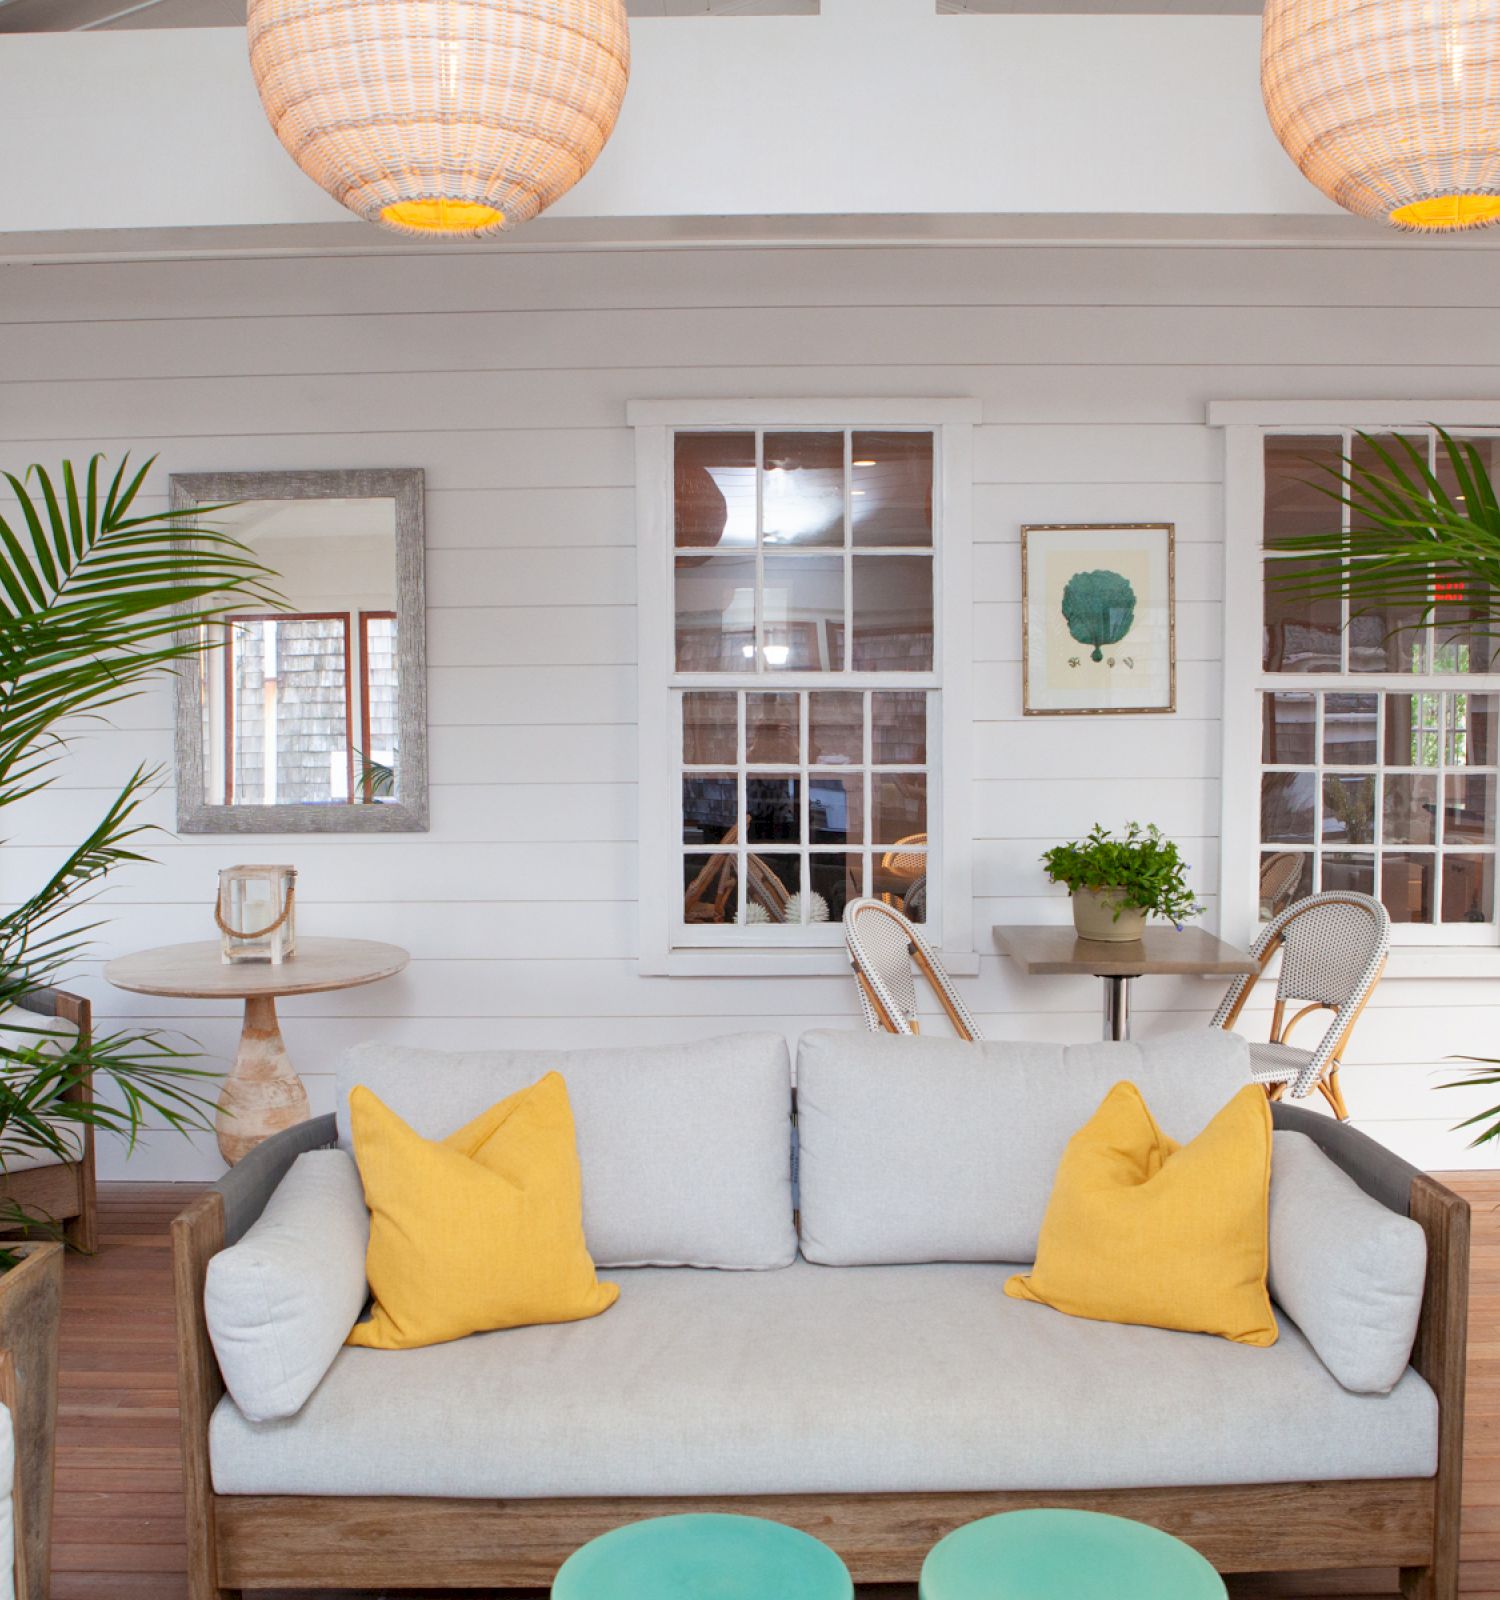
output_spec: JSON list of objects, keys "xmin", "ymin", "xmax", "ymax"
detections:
[
  {"xmin": 347, "ymin": 1073, "xmax": 618, "ymax": 1350},
  {"xmin": 1005, "ymin": 1081, "xmax": 1276, "ymax": 1347}
]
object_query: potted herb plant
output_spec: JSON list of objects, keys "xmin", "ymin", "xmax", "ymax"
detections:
[
  {"xmin": 1041, "ymin": 822, "xmax": 1203, "ymax": 943},
  {"xmin": 0, "ymin": 455, "xmax": 277, "ymax": 1595}
]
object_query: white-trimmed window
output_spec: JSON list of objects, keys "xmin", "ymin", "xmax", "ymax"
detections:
[
  {"xmin": 631, "ymin": 400, "xmax": 978, "ymax": 976},
  {"xmin": 1215, "ymin": 404, "xmax": 1500, "ymax": 954}
]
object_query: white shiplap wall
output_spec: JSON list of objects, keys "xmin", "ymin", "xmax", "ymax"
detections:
[{"xmin": 3, "ymin": 239, "xmax": 1499, "ymax": 1179}]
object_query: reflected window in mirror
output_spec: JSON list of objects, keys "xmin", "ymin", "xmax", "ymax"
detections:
[{"xmin": 174, "ymin": 470, "xmax": 427, "ymax": 833}]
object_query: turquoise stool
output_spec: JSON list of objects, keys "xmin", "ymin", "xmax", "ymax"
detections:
[
  {"xmin": 921, "ymin": 1509, "xmax": 1227, "ymax": 1599},
  {"xmin": 552, "ymin": 1512, "xmax": 853, "ymax": 1600}
]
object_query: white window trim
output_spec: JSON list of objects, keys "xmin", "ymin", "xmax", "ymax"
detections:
[
  {"xmin": 631, "ymin": 397, "xmax": 980, "ymax": 977},
  {"xmin": 1213, "ymin": 399, "xmax": 1500, "ymax": 975}
]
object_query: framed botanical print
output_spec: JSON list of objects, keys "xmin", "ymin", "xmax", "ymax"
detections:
[{"xmin": 1020, "ymin": 523, "xmax": 1176, "ymax": 716}]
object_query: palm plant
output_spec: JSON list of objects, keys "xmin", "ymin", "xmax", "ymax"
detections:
[
  {"xmin": 0, "ymin": 455, "xmax": 278, "ymax": 1252},
  {"xmin": 1266, "ymin": 428, "xmax": 1500, "ymax": 646},
  {"xmin": 1268, "ymin": 427, "xmax": 1500, "ymax": 1145}
]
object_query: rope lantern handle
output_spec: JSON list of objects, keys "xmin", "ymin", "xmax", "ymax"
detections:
[{"xmin": 214, "ymin": 881, "xmax": 296, "ymax": 942}]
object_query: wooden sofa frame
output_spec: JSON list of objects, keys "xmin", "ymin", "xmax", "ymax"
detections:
[
  {"xmin": 173, "ymin": 1105, "xmax": 1470, "ymax": 1600},
  {"xmin": 0, "ymin": 988, "xmax": 97, "ymax": 1253}
]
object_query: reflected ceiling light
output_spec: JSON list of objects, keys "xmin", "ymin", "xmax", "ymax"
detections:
[
  {"xmin": 852, "ymin": 459, "xmax": 878, "ymax": 467},
  {"xmin": 741, "ymin": 643, "xmax": 792, "ymax": 665},
  {"xmin": 247, "ymin": 0, "xmax": 631, "ymax": 239},
  {"xmin": 1262, "ymin": 0, "xmax": 1500, "ymax": 231}
]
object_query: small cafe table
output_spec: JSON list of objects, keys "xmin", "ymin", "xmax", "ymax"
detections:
[
  {"xmin": 992, "ymin": 924, "xmax": 1258, "ymax": 1041},
  {"xmin": 921, "ymin": 1508, "xmax": 1226, "ymax": 1599},
  {"xmin": 104, "ymin": 937, "xmax": 408, "ymax": 1166},
  {"xmin": 552, "ymin": 1512, "xmax": 853, "ymax": 1600}
]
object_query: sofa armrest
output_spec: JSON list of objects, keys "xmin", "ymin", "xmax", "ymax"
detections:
[
  {"xmin": 1271, "ymin": 1103, "xmax": 1420, "ymax": 1216},
  {"xmin": 1273, "ymin": 1102, "xmax": 1469, "ymax": 1588},
  {"xmin": 213, "ymin": 1114, "xmax": 338, "ymax": 1247}
]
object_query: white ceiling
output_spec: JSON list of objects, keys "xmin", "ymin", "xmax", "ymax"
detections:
[
  {"xmin": 0, "ymin": 0, "xmax": 1260, "ymax": 29},
  {"xmin": 0, "ymin": 0, "xmax": 813, "ymax": 28}
]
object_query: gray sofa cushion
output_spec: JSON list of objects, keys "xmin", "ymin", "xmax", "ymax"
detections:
[
  {"xmin": 796, "ymin": 1026, "xmax": 1251, "ymax": 1265},
  {"xmin": 203, "ymin": 1150, "xmax": 369, "ymax": 1423},
  {"xmin": 208, "ymin": 1258, "xmax": 1436, "ymax": 1498},
  {"xmin": 336, "ymin": 1033, "xmax": 795, "ymax": 1270},
  {"xmin": 1269, "ymin": 1130, "xmax": 1427, "ymax": 1395}
]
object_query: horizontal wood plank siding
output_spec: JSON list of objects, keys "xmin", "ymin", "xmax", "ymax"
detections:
[{"xmin": 4, "ymin": 240, "xmax": 1497, "ymax": 1178}]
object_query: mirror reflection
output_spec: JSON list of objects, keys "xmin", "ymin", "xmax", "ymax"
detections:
[{"xmin": 200, "ymin": 498, "xmax": 400, "ymax": 809}]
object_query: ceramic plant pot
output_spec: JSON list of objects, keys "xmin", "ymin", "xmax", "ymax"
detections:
[
  {"xmin": 1073, "ymin": 887, "xmax": 1148, "ymax": 943},
  {"xmin": 0, "ymin": 1240, "xmax": 63, "ymax": 1600}
]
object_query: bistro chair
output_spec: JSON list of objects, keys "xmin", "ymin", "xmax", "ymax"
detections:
[
  {"xmin": 682, "ymin": 825, "xmax": 793, "ymax": 925},
  {"xmin": 1258, "ymin": 850, "xmax": 1305, "ymax": 920},
  {"xmin": 1210, "ymin": 891, "xmax": 1390, "ymax": 1121},
  {"xmin": 878, "ymin": 832, "xmax": 928, "ymax": 924},
  {"xmin": 844, "ymin": 898, "xmax": 983, "ymax": 1041}
]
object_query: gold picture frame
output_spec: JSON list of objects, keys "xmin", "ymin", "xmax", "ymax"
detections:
[{"xmin": 1020, "ymin": 523, "xmax": 1176, "ymax": 716}]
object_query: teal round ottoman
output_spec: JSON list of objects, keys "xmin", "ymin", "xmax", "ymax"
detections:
[
  {"xmin": 921, "ymin": 1509, "xmax": 1227, "ymax": 1599},
  {"xmin": 552, "ymin": 1512, "xmax": 854, "ymax": 1600}
]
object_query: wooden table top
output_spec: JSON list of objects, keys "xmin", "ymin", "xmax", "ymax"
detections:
[
  {"xmin": 104, "ymin": 937, "xmax": 409, "ymax": 1000},
  {"xmin": 993, "ymin": 923, "xmax": 1259, "ymax": 978}
]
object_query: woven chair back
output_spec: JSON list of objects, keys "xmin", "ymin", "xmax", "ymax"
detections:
[{"xmin": 843, "ymin": 899, "xmax": 983, "ymax": 1042}]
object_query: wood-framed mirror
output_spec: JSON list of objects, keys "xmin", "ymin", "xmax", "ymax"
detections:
[{"xmin": 171, "ymin": 468, "xmax": 428, "ymax": 834}]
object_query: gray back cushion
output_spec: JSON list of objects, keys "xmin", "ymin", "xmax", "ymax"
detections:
[
  {"xmin": 795, "ymin": 1026, "xmax": 1251, "ymax": 1265},
  {"xmin": 1269, "ymin": 1130, "xmax": 1426, "ymax": 1393},
  {"xmin": 337, "ymin": 1032, "xmax": 796, "ymax": 1270}
]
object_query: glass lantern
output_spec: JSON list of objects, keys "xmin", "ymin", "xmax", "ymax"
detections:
[{"xmin": 216, "ymin": 865, "xmax": 297, "ymax": 964}]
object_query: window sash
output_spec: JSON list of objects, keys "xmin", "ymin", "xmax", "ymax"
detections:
[
  {"xmin": 673, "ymin": 425, "xmax": 940, "ymax": 944},
  {"xmin": 633, "ymin": 400, "xmax": 977, "ymax": 974},
  {"xmin": 673, "ymin": 686, "xmax": 936, "ymax": 948},
  {"xmin": 670, "ymin": 425, "xmax": 939, "ymax": 682},
  {"xmin": 1226, "ymin": 417, "xmax": 1500, "ymax": 947}
]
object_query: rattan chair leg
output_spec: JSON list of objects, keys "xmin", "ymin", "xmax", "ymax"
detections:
[{"xmin": 1318, "ymin": 1069, "xmax": 1351, "ymax": 1122}]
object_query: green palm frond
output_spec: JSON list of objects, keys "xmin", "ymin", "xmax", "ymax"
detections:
[
  {"xmin": 1434, "ymin": 1058, "xmax": 1500, "ymax": 1149},
  {"xmin": 0, "ymin": 453, "xmax": 280, "ymax": 1227},
  {"xmin": 0, "ymin": 455, "xmax": 280, "ymax": 810},
  {"xmin": 1265, "ymin": 429, "xmax": 1500, "ymax": 658}
]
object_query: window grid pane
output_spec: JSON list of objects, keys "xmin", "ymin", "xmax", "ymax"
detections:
[
  {"xmin": 1256, "ymin": 685, "xmax": 1498, "ymax": 926},
  {"xmin": 677, "ymin": 685, "xmax": 930, "ymax": 928},
  {"xmin": 673, "ymin": 427, "xmax": 935, "ymax": 678},
  {"xmin": 1258, "ymin": 429, "xmax": 1500, "ymax": 936}
]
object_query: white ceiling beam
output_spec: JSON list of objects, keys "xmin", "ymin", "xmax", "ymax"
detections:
[{"xmin": 0, "ymin": 8, "xmax": 1350, "ymax": 243}]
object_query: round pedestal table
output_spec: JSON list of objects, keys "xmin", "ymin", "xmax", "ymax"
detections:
[
  {"xmin": 104, "ymin": 937, "xmax": 408, "ymax": 1166},
  {"xmin": 551, "ymin": 1513, "xmax": 853, "ymax": 1600},
  {"xmin": 920, "ymin": 1509, "xmax": 1227, "ymax": 1600}
]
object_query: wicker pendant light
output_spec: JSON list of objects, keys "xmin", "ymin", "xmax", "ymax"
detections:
[
  {"xmin": 247, "ymin": 0, "xmax": 631, "ymax": 239},
  {"xmin": 1262, "ymin": 0, "xmax": 1500, "ymax": 232}
]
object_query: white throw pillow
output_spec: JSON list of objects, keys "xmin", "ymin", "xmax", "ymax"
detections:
[
  {"xmin": 336, "ymin": 1033, "xmax": 796, "ymax": 1270},
  {"xmin": 795, "ymin": 1026, "xmax": 1251, "ymax": 1265},
  {"xmin": 1268, "ymin": 1130, "xmax": 1427, "ymax": 1394},
  {"xmin": 204, "ymin": 1150, "xmax": 369, "ymax": 1422},
  {"xmin": 0, "ymin": 1399, "xmax": 13, "ymax": 1600}
]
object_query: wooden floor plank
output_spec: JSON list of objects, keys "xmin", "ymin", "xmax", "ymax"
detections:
[{"xmin": 49, "ymin": 1176, "xmax": 1500, "ymax": 1599}]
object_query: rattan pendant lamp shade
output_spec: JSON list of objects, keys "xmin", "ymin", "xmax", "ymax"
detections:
[
  {"xmin": 1263, "ymin": 0, "xmax": 1500, "ymax": 232},
  {"xmin": 247, "ymin": 0, "xmax": 631, "ymax": 239}
]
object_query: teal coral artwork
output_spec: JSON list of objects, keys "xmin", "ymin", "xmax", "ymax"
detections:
[
  {"xmin": 1060, "ymin": 568, "xmax": 1136, "ymax": 662},
  {"xmin": 1020, "ymin": 522, "xmax": 1175, "ymax": 715}
]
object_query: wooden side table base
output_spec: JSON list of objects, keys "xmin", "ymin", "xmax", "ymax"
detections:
[
  {"xmin": 106, "ymin": 937, "xmax": 407, "ymax": 1169},
  {"xmin": 216, "ymin": 995, "xmax": 311, "ymax": 1167}
]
